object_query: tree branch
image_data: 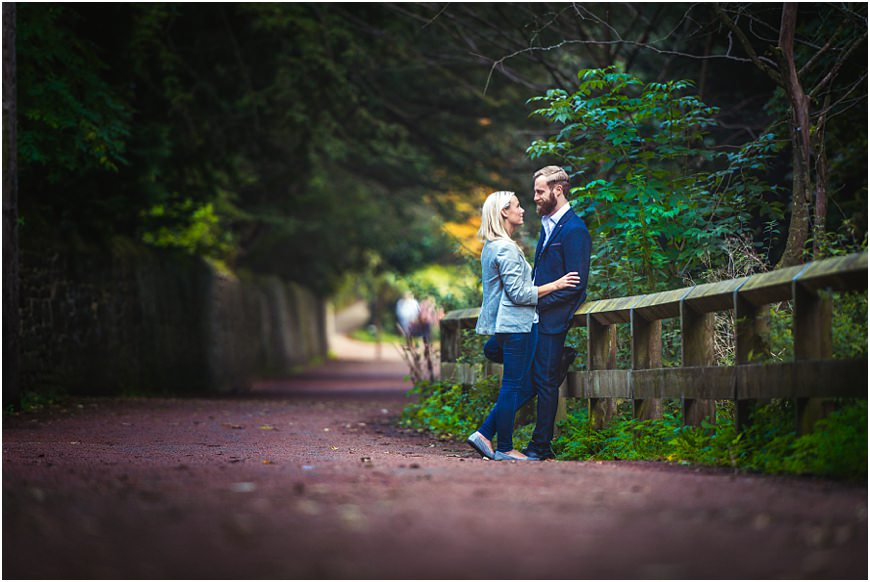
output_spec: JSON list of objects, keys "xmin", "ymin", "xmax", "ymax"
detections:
[
  {"xmin": 482, "ymin": 36, "xmax": 755, "ymax": 95},
  {"xmin": 798, "ymin": 23, "xmax": 844, "ymax": 77},
  {"xmin": 421, "ymin": 3, "xmax": 450, "ymax": 29},
  {"xmin": 713, "ymin": 3, "xmax": 782, "ymax": 84},
  {"xmin": 809, "ymin": 29, "xmax": 868, "ymax": 100},
  {"xmin": 812, "ymin": 73, "xmax": 868, "ymax": 125}
]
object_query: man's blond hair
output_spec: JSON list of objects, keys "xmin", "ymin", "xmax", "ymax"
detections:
[{"xmin": 534, "ymin": 165, "xmax": 570, "ymax": 191}]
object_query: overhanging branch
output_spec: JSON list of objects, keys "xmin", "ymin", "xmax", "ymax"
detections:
[{"xmin": 713, "ymin": 3, "xmax": 782, "ymax": 85}]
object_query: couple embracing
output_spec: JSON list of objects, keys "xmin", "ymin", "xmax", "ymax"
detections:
[{"xmin": 467, "ymin": 166, "xmax": 591, "ymax": 462}]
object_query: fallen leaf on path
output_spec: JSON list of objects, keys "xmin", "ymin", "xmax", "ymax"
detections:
[
  {"xmin": 753, "ymin": 514, "xmax": 772, "ymax": 530},
  {"xmin": 222, "ymin": 423, "xmax": 245, "ymax": 430},
  {"xmin": 337, "ymin": 504, "xmax": 367, "ymax": 531},
  {"xmin": 262, "ymin": 460, "xmax": 274, "ymax": 465},
  {"xmin": 258, "ymin": 424, "xmax": 277, "ymax": 431},
  {"xmin": 297, "ymin": 499, "xmax": 321, "ymax": 515}
]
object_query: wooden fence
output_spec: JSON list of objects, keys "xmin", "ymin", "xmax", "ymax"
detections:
[{"xmin": 439, "ymin": 251, "xmax": 868, "ymax": 434}]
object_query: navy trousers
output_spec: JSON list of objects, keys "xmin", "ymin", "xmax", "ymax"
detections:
[
  {"xmin": 477, "ymin": 326, "xmax": 537, "ymax": 452},
  {"xmin": 528, "ymin": 330, "xmax": 568, "ymax": 452}
]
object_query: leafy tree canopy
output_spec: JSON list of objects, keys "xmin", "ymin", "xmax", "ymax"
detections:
[
  {"xmin": 18, "ymin": 3, "xmax": 536, "ymax": 294},
  {"xmin": 16, "ymin": 3, "xmax": 867, "ymax": 297}
]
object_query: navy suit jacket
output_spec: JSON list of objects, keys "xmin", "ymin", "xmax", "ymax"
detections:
[{"xmin": 533, "ymin": 207, "xmax": 592, "ymax": 335}]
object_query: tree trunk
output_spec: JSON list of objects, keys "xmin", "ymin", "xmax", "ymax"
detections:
[
  {"xmin": 776, "ymin": 3, "xmax": 813, "ymax": 268},
  {"xmin": 779, "ymin": 126, "xmax": 812, "ymax": 268},
  {"xmin": 2, "ymin": 3, "xmax": 20, "ymax": 410},
  {"xmin": 812, "ymin": 94, "xmax": 831, "ymax": 260}
]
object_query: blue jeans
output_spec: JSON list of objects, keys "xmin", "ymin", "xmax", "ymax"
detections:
[{"xmin": 477, "ymin": 325, "xmax": 537, "ymax": 452}]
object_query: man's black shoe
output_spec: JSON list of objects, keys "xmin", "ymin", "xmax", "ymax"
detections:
[
  {"xmin": 521, "ymin": 446, "xmax": 556, "ymax": 461},
  {"xmin": 558, "ymin": 347, "xmax": 578, "ymax": 386}
]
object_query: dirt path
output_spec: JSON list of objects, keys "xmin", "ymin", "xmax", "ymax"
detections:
[{"xmin": 3, "ymin": 347, "xmax": 867, "ymax": 579}]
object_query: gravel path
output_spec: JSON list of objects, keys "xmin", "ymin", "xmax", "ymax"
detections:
[{"xmin": 3, "ymin": 347, "xmax": 867, "ymax": 579}]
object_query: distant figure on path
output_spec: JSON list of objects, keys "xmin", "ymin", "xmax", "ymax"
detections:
[
  {"xmin": 396, "ymin": 292, "xmax": 420, "ymax": 337},
  {"xmin": 415, "ymin": 296, "xmax": 443, "ymax": 342},
  {"xmin": 466, "ymin": 191, "xmax": 579, "ymax": 461}
]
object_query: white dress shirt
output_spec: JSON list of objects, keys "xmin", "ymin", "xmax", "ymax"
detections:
[{"xmin": 542, "ymin": 202, "xmax": 571, "ymax": 246}]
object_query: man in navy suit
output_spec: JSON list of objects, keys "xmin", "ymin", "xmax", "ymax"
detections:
[{"xmin": 523, "ymin": 165, "xmax": 591, "ymax": 460}]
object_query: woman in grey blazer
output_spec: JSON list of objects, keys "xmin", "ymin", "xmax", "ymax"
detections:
[{"xmin": 466, "ymin": 191, "xmax": 579, "ymax": 461}]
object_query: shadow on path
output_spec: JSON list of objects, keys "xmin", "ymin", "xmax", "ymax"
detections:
[
  {"xmin": 248, "ymin": 359, "xmax": 413, "ymax": 400},
  {"xmin": 3, "ymin": 355, "xmax": 867, "ymax": 579}
]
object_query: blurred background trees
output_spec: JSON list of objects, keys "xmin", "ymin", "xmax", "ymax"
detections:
[{"xmin": 14, "ymin": 3, "xmax": 868, "ymax": 308}]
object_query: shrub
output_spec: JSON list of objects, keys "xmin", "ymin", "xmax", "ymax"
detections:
[{"xmin": 401, "ymin": 385, "xmax": 867, "ymax": 481}]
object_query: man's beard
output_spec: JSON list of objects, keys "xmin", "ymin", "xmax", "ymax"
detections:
[{"xmin": 536, "ymin": 191, "xmax": 557, "ymax": 216}]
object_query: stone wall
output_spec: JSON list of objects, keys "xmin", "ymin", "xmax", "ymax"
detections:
[{"xmin": 19, "ymin": 243, "xmax": 327, "ymax": 396}]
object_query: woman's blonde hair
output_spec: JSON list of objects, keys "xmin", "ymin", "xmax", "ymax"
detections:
[{"xmin": 478, "ymin": 190, "xmax": 517, "ymax": 243}]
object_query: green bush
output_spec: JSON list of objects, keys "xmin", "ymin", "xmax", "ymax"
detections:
[
  {"xmin": 527, "ymin": 67, "xmax": 782, "ymax": 299},
  {"xmin": 785, "ymin": 400, "xmax": 868, "ymax": 478},
  {"xmin": 402, "ymin": 384, "xmax": 867, "ymax": 480},
  {"xmin": 554, "ymin": 398, "xmax": 868, "ymax": 480},
  {"xmin": 400, "ymin": 376, "xmax": 501, "ymax": 440}
]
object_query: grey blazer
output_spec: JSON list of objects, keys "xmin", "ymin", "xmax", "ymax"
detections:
[{"xmin": 475, "ymin": 239, "xmax": 538, "ymax": 335}]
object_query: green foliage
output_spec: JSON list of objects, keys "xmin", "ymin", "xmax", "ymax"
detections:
[
  {"xmin": 4, "ymin": 388, "xmax": 70, "ymax": 416},
  {"xmin": 527, "ymin": 67, "xmax": 781, "ymax": 298},
  {"xmin": 18, "ymin": 4, "xmax": 132, "ymax": 179},
  {"xmin": 456, "ymin": 329, "xmax": 487, "ymax": 366},
  {"xmin": 350, "ymin": 327, "xmax": 404, "ymax": 345},
  {"xmin": 16, "ymin": 4, "xmax": 520, "ymax": 294},
  {"xmin": 563, "ymin": 326, "xmax": 587, "ymax": 371},
  {"xmin": 786, "ymin": 401, "xmax": 868, "ymax": 478},
  {"xmin": 747, "ymin": 291, "xmax": 867, "ymax": 365},
  {"xmin": 399, "ymin": 376, "xmax": 501, "ymax": 440},
  {"xmin": 400, "ymin": 262, "xmax": 481, "ymax": 316},
  {"xmin": 832, "ymin": 291, "xmax": 869, "ymax": 359},
  {"xmin": 401, "ymin": 380, "xmax": 867, "ymax": 480},
  {"xmin": 141, "ymin": 201, "xmax": 235, "ymax": 260},
  {"xmin": 553, "ymin": 402, "xmax": 678, "ymax": 461},
  {"xmin": 551, "ymin": 398, "xmax": 866, "ymax": 480}
]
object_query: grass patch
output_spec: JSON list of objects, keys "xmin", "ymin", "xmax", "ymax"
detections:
[
  {"xmin": 4, "ymin": 388, "xmax": 71, "ymax": 416},
  {"xmin": 350, "ymin": 327, "xmax": 405, "ymax": 344}
]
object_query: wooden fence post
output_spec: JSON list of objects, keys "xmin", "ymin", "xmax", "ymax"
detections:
[
  {"xmin": 680, "ymin": 301, "xmax": 716, "ymax": 426},
  {"xmin": 438, "ymin": 320, "xmax": 461, "ymax": 383},
  {"xmin": 587, "ymin": 314, "xmax": 617, "ymax": 429},
  {"xmin": 630, "ymin": 309, "xmax": 662, "ymax": 420},
  {"xmin": 793, "ymin": 282, "xmax": 833, "ymax": 434},
  {"xmin": 439, "ymin": 321, "xmax": 460, "ymax": 365},
  {"xmin": 734, "ymin": 292, "xmax": 769, "ymax": 431}
]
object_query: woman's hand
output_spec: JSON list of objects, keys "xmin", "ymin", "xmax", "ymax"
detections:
[{"xmin": 555, "ymin": 271, "xmax": 580, "ymax": 290}]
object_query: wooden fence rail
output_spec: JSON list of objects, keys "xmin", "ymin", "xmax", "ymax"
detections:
[{"xmin": 439, "ymin": 251, "xmax": 868, "ymax": 434}]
